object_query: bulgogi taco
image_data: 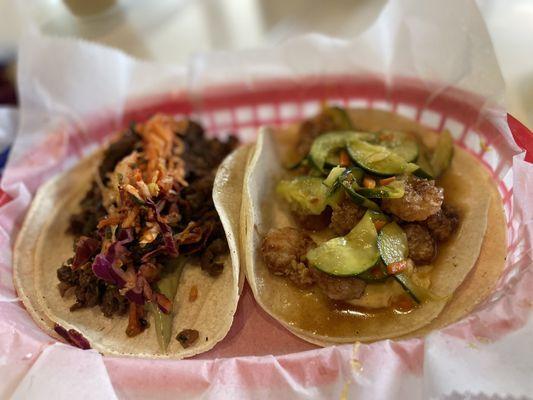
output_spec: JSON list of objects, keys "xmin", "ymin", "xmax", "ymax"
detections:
[
  {"xmin": 14, "ymin": 114, "xmax": 249, "ymax": 358},
  {"xmin": 242, "ymin": 107, "xmax": 506, "ymax": 345}
]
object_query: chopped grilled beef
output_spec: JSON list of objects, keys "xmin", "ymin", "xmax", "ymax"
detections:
[
  {"xmin": 261, "ymin": 227, "xmax": 316, "ymax": 288},
  {"xmin": 100, "ymin": 286, "xmax": 129, "ymax": 317},
  {"xmin": 426, "ymin": 204, "xmax": 459, "ymax": 242},
  {"xmin": 382, "ymin": 176, "xmax": 443, "ymax": 221},
  {"xmin": 201, "ymin": 238, "xmax": 228, "ymax": 276},
  {"xmin": 68, "ymin": 182, "xmax": 106, "ymax": 237},
  {"xmin": 311, "ymin": 268, "xmax": 366, "ymax": 301},
  {"xmin": 176, "ymin": 329, "xmax": 199, "ymax": 348},
  {"xmin": 98, "ymin": 125, "xmax": 140, "ymax": 182},
  {"xmin": 403, "ymin": 224, "xmax": 436, "ymax": 265},
  {"xmin": 57, "ymin": 263, "xmax": 129, "ymax": 317}
]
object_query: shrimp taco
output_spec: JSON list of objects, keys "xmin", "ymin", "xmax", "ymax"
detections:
[
  {"xmin": 242, "ymin": 106, "xmax": 506, "ymax": 345},
  {"xmin": 14, "ymin": 114, "xmax": 249, "ymax": 358}
]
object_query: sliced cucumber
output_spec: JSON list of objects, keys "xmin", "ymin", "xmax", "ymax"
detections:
[
  {"xmin": 431, "ymin": 130, "xmax": 454, "ymax": 177},
  {"xmin": 367, "ymin": 210, "xmax": 390, "ymax": 224},
  {"xmin": 414, "ymin": 144, "xmax": 435, "ymax": 178},
  {"xmin": 377, "ymin": 130, "xmax": 419, "ymax": 162},
  {"xmin": 377, "ymin": 222, "xmax": 409, "ymax": 265},
  {"xmin": 324, "ymin": 150, "xmax": 342, "ymax": 168},
  {"xmin": 276, "ymin": 176, "xmax": 342, "ymax": 215},
  {"xmin": 346, "ymin": 139, "xmax": 411, "ymax": 176},
  {"xmin": 393, "ymin": 273, "xmax": 431, "ymax": 304},
  {"xmin": 323, "ymin": 166, "xmax": 346, "ymax": 188},
  {"xmin": 357, "ymin": 180, "xmax": 405, "ymax": 199},
  {"xmin": 306, "ymin": 211, "xmax": 380, "ymax": 276},
  {"xmin": 340, "ymin": 179, "xmax": 380, "ymax": 211},
  {"xmin": 323, "ymin": 106, "xmax": 354, "ymax": 130},
  {"xmin": 377, "ymin": 222, "xmax": 433, "ymax": 304},
  {"xmin": 309, "ymin": 131, "xmax": 376, "ymax": 172}
]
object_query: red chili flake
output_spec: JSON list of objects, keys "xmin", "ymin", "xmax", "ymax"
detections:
[
  {"xmin": 386, "ymin": 260, "xmax": 408, "ymax": 275},
  {"xmin": 379, "ymin": 176, "xmax": 396, "ymax": 186},
  {"xmin": 391, "ymin": 294, "xmax": 416, "ymax": 312},
  {"xmin": 363, "ymin": 176, "xmax": 376, "ymax": 189},
  {"xmin": 373, "ymin": 219, "xmax": 387, "ymax": 232},
  {"xmin": 189, "ymin": 285, "xmax": 198, "ymax": 302}
]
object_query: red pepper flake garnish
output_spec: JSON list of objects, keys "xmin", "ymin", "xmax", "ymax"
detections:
[
  {"xmin": 369, "ymin": 265, "xmax": 386, "ymax": 279},
  {"xmin": 373, "ymin": 219, "xmax": 387, "ymax": 232},
  {"xmin": 391, "ymin": 294, "xmax": 416, "ymax": 312},
  {"xmin": 189, "ymin": 285, "xmax": 198, "ymax": 302},
  {"xmin": 339, "ymin": 150, "xmax": 350, "ymax": 167},
  {"xmin": 363, "ymin": 176, "xmax": 376, "ymax": 189},
  {"xmin": 386, "ymin": 260, "xmax": 408, "ymax": 275},
  {"xmin": 379, "ymin": 176, "xmax": 396, "ymax": 186}
]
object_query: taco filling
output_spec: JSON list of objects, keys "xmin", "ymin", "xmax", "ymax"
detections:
[
  {"xmin": 261, "ymin": 106, "xmax": 459, "ymax": 312},
  {"xmin": 56, "ymin": 114, "xmax": 237, "ymax": 348}
]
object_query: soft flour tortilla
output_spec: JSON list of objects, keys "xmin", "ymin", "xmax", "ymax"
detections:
[
  {"xmin": 241, "ymin": 109, "xmax": 506, "ymax": 345},
  {"xmin": 13, "ymin": 145, "xmax": 250, "ymax": 359}
]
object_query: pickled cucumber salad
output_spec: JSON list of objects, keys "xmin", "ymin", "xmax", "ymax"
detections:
[{"xmin": 261, "ymin": 106, "xmax": 459, "ymax": 311}]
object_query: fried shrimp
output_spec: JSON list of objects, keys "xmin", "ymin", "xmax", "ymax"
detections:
[
  {"xmin": 426, "ymin": 204, "xmax": 459, "ymax": 242},
  {"xmin": 403, "ymin": 224, "xmax": 436, "ymax": 265},
  {"xmin": 261, "ymin": 227, "xmax": 317, "ymax": 288},
  {"xmin": 311, "ymin": 268, "xmax": 366, "ymax": 300},
  {"xmin": 382, "ymin": 176, "xmax": 443, "ymax": 221},
  {"xmin": 329, "ymin": 199, "xmax": 365, "ymax": 236}
]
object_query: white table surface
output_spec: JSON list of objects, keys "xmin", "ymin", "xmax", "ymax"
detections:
[{"xmin": 2, "ymin": 0, "xmax": 532, "ymax": 126}]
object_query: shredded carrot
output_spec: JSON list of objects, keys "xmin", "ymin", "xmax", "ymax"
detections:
[
  {"xmin": 379, "ymin": 176, "xmax": 396, "ymax": 186},
  {"xmin": 386, "ymin": 260, "xmax": 408, "ymax": 275},
  {"xmin": 339, "ymin": 150, "xmax": 350, "ymax": 167},
  {"xmin": 373, "ymin": 219, "xmax": 387, "ymax": 232},
  {"xmin": 97, "ymin": 216, "xmax": 123, "ymax": 229},
  {"xmin": 189, "ymin": 285, "xmax": 198, "ymax": 302},
  {"xmin": 363, "ymin": 176, "xmax": 376, "ymax": 189}
]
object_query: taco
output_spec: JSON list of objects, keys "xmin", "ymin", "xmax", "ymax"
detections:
[
  {"xmin": 14, "ymin": 114, "xmax": 249, "ymax": 358},
  {"xmin": 241, "ymin": 106, "xmax": 506, "ymax": 345}
]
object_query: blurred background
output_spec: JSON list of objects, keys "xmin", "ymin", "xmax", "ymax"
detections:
[{"xmin": 0, "ymin": 0, "xmax": 532, "ymax": 127}]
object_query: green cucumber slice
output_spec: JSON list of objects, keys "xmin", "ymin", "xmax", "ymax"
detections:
[
  {"xmin": 357, "ymin": 180, "xmax": 405, "ymax": 199},
  {"xmin": 306, "ymin": 211, "xmax": 380, "ymax": 276},
  {"xmin": 377, "ymin": 130, "xmax": 419, "ymax": 162},
  {"xmin": 340, "ymin": 179, "xmax": 380, "ymax": 211},
  {"xmin": 324, "ymin": 150, "xmax": 342, "ymax": 168},
  {"xmin": 309, "ymin": 131, "xmax": 376, "ymax": 172},
  {"xmin": 414, "ymin": 144, "xmax": 435, "ymax": 178},
  {"xmin": 393, "ymin": 273, "xmax": 431, "ymax": 304},
  {"xmin": 346, "ymin": 139, "xmax": 411, "ymax": 176},
  {"xmin": 377, "ymin": 222, "xmax": 433, "ymax": 304},
  {"xmin": 323, "ymin": 166, "xmax": 346, "ymax": 188},
  {"xmin": 431, "ymin": 130, "xmax": 454, "ymax": 177},
  {"xmin": 377, "ymin": 222, "xmax": 409, "ymax": 265},
  {"xmin": 323, "ymin": 106, "xmax": 354, "ymax": 130},
  {"xmin": 276, "ymin": 176, "xmax": 342, "ymax": 215}
]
